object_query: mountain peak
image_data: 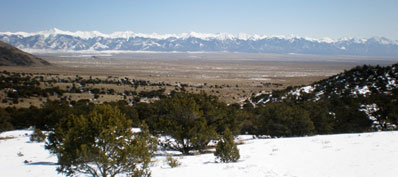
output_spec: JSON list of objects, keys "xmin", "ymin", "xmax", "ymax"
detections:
[
  {"xmin": 37, "ymin": 28, "xmax": 67, "ymax": 35},
  {"xmin": 2, "ymin": 28, "xmax": 398, "ymax": 44},
  {"xmin": 1, "ymin": 29, "xmax": 398, "ymax": 56},
  {"xmin": 48, "ymin": 28, "xmax": 63, "ymax": 33}
]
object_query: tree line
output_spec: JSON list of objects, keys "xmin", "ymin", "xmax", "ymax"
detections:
[
  {"xmin": 2, "ymin": 90, "xmax": 396, "ymax": 140},
  {"xmin": 2, "ymin": 89, "xmax": 397, "ymax": 177}
]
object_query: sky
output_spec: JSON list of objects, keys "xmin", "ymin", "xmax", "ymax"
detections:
[{"xmin": 1, "ymin": 0, "xmax": 398, "ymax": 40}]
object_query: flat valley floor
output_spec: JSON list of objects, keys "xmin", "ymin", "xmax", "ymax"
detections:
[{"xmin": 2, "ymin": 52, "xmax": 397, "ymax": 104}]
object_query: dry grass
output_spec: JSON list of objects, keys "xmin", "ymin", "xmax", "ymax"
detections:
[{"xmin": 0, "ymin": 136, "xmax": 14, "ymax": 140}]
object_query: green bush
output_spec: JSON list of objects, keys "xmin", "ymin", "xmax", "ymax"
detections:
[
  {"xmin": 46, "ymin": 105, "xmax": 157, "ymax": 177},
  {"xmin": 0, "ymin": 108, "xmax": 13, "ymax": 132},
  {"xmin": 30, "ymin": 128, "xmax": 46, "ymax": 142},
  {"xmin": 152, "ymin": 93, "xmax": 217, "ymax": 154},
  {"xmin": 255, "ymin": 102, "xmax": 315, "ymax": 137},
  {"xmin": 166, "ymin": 155, "xmax": 181, "ymax": 168},
  {"xmin": 214, "ymin": 128, "xmax": 240, "ymax": 163}
]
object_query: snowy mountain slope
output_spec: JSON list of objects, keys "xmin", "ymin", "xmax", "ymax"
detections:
[
  {"xmin": 1, "ymin": 130, "xmax": 397, "ymax": 177},
  {"xmin": 1, "ymin": 28, "xmax": 398, "ymax": 56},
  {"xmin": 252, "ymin": 63, "xmax": 398, "ymax": 104},
  {"xmin": 308, "ymin": 64, "xmax": 398, "ymax": 98}
]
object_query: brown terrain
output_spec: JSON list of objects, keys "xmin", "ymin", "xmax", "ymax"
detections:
[
  {"xmin": 0, "ymin": 41, "xmax": 50, "ymax": 66},
  {"xmin": 1, "ymin": 51, "xmax": 397, "ymax": 107}
]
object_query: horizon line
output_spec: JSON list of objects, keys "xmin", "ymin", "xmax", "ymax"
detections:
[{"xmin": 1, "ymin": 28, "xmax": 397, "ymax": 42}]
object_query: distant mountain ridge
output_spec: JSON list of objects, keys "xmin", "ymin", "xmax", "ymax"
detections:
[
  {"xmin": 1, "ymin": 28, "xmax": 398, "ymax": 56},
  {"xmin": 0, "ymin": 41, "xmax": 50, "ymax": 66}
]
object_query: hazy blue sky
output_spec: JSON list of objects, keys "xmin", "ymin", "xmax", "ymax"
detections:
[{"xmin": 1, "ymin": 0, "xmax": 398, "ymax": 39}]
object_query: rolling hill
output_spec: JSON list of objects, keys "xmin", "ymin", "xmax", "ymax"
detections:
[
  {"xmin": 249, "ymin": 63, "xmax": 398, "ymax": 131},
  {"xmin": 0, "ymin": 41, "xmax": 50, "ymax": 66},
  {"xmin": 251, "ymin": 63, "xmax": 398, "ymax": 104}
]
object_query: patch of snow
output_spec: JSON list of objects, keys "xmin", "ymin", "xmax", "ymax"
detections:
[
  {"xmin": 385, "ymin": 73, "xmax": 397, "ymax": 90},
  {"xmin": 1, "ymin": 130, "xmax": 398, "ymax": 177},
  {"xmin": 359, "ymin": 104, "xmax": 379, "ymax": 122},
  {"xmin": 357, "ymin": 85, "xmax": 371, "ymax": 95},
  {"xmin": 0, "ymin": 130, "xmax": 61, "ymax": 177},
  {"xmin": 302, "ymin": 86, "xmax": 315, "ymax": 93},
  {"xmin": 237, "ymin": 33, "xmax": 250, "ymax": 40},
  {"xmin": 291, "ymin": 85, "xmax": 315, "ymax": 96},
  {"xmin": 303, "ymin": 37, "xmax": 337, "ymax": 43},
  {"xmin": 31, "ymin": 28, "xmax": 107, "ymax": 39},
  {"xmin": 90, "ymin": 42, "xmax": 109, "ymax": 50},
  {"xmin": 315, "ymin": 90, "xmax": 324, "ymax": 101},
  {"xmin": 249, "ymin": 78, "xmax": 271, "ymax": 81},
  {"xmin": 338, "ymin": 37, "xmax": 368, "ymax": 44}
]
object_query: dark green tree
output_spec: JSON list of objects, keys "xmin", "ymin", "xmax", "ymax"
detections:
[
  {"xmin": 106, "ymin": 100, "xmax": 140, "ymax": 126},
  {"xmin": 46, "ymin": 105, "xmax": 156, "ymax": 177},
  {"xmin": 30, "ymin": 128, "xmax": 46, "ymax": 142},
  {"xmin": 7, "ymin": 106, "xmax": 40, "ymax": 129},
  {"xmin": 369, "ymin": 90, "xmax": 398, "ymax": 130},
  {"xmin": 302, "ymin": 101, "xmax": 335, "ymax": 134},
  {"xmin": 331, "ymin": 97, "xmax": 373, "ymax": 133},
  {"xmin": 36, "ymin": 100, "xmax": 72, "ymax": 130},
  {"xmin": 153, "ymin": 93, "xmax": 216, "ymax": 154},
  {"xmin": 191, "ymin": 93, "xmax": 243, "ymax": 134},
  {"xmin": 0, "ymin": 108, "xmax": 13, "ymax": 132},
  {"xmin": 255, "ymin": 102, "xmax": 315, "ymax": 137}
]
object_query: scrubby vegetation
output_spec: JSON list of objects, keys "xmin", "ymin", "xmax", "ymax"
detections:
[
  {"xmin": 30, "ymin": 128, "xmax": 46, "ymax": 142},
  {"xmin": 1, "ymin": 86, "xmax": 397, "ymax": 140},
  {"xmin": 214, "ymin": 128, "xmax": 240, "ymax": 163},
  {"xmin": 150, "ymin": 93, "xmax": 217, "ymax": 154},
  {"xmin": 0, "ymin": 108, "xmax": 13, "ymax": 132},
  {"xmin": 1, "ymin": 63, "xmax": 398, "ymax": 138},
  {"xmin": 0, "ymin": 63, "xmax": 397, "ymax": 176},
  {"xmin": 45, "ymin": 105, "xmax": 157, "ymax": 177},
  {"xmin": 165, "ymin": 155, "xmax": 181, "ymax": 168},
  {"xmin": 250, "ymin": 63, "xmax": 398, "ymax": 133}
]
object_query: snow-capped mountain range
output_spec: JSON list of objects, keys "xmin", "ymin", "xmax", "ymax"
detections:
[{"xmin": 1, "ymin": 28, "xmax": 398, "ymax": 56}]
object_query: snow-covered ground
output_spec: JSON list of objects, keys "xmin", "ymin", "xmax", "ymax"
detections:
[{"xmin": 1, "ymin": 130, "xmax": 397, "ymax": 177}]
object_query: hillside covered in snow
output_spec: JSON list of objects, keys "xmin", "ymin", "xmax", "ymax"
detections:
[
  {"xmin": 250, "ymin": 63, "xmax": 398, "ymax": 132},
  {"xmin": 1, "ymin": 129, "xmax": 397, "ymax": 177},
  {"xmin": 252, "ymin": 63, "xmax": 398, "ymax": 103},
  {"xmin": 1, "ymin": 28, "xmax": 398, "ymax": 56}
]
